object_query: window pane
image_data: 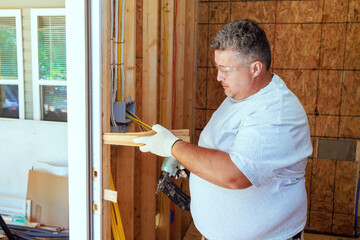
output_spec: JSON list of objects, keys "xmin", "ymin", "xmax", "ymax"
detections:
[
  {"xmin": 0, "ymin": 16, "xmax": 18, "ymax": 80},
  {"xmin": 38, "ymin": 16, "xmax": 66, "ymax": 81},
  {"xmin": 41, "ymin": 85, "xmax": 67, "ymax": 122},
  {"xmin": 0, "ymin": 84, "xmax": 19, "ymax": 118}
]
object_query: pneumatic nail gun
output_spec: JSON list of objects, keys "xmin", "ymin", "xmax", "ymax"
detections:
[{"xmin": 155, "ymin": 157, "xmax": 191, "ymax": 211}]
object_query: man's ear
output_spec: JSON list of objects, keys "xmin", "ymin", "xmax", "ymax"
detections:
[{"xmin": 250, "ymin": 61, "xmax": 263, "ymax": 78}]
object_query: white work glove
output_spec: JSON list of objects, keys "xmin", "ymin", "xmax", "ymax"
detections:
[{"xmin": 133, "ymin": 124, "xmax": 180, "ymax": 158}]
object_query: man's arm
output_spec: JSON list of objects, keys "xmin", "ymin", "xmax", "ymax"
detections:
[
  {"xmin": 133, "ymin": 124, "xmax": 252, "ymax": 189},
  {"xmin": 171, "ymin": 140, "xmax": 252, "ymax": 189}
]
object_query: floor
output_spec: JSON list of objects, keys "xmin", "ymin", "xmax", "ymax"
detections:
[{"xmin": 183, "ymin": 222, "xmax": 360, "ymax": 240}]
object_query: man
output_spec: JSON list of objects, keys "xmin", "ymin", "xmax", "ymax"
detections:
[{"xmin": 134, "ymin": 19, "xmax": 312, "ymax": 240}]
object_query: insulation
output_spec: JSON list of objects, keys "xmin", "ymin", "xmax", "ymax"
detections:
[{"xmin": 317, "ymin": 139, "xmax": 357, "ymax": 161}]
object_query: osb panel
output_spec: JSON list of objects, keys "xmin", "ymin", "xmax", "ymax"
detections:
[
  {"xmin": 194, "ymin": 129, "xmax": 202, "ymax": 145},
  {"xmin": 348, "ymin": 0, "xmax": 360, "ymax": 22},
  {"xmin": 209, "ymin": 2, "xmax": 230, "ymax": 24},
  {"xmin": 310, "ymin": 159, "xmax": 336, "ymax": 203},
  {"xmin": 198, "ymin": 2, "xmax": 208, "ymax": 24},
  {"xmin": 306, "ymin": 210, "xmax": 310, "ymax": 228},
  {"xmin": 320, "ymin": 24, "xmax": 346, "ymax": 69},
  {"xmin": 197, "ymin": 24, "xmax": 209, "ymax": 67},
  {"xmin": 208, "ymin": 24, "xmax": 223, "ymax": 68},
  {"xmin": 260, "ymin": 23, "xmax": 275, "ymax": 64},
  {"xmin": 273, "ymin": 24, "xmax": 321, "ymax": 69},
  {"xmin": 206, "ymin": 67, "xmax": 226, "ymax": 109},
  {"xmin": 196, "ymin": 67, "xmax": 207, "ymax": 109},
  {"xmin": 334, "ymin": 160, "xmax": 358, "ymax": 214},
  {"xmin": 274, "ymin": 70, "xmax": 317, "ymax": 114},
  {"xmin": 339, "ymin": 116, "xmax": 360, "ymax": 139},
  {"xmin": 277, "ymin": 0, "xmax": 323, "ymax": 23},
  {"xmin": 136, "ymin": 0, "xmax": 143, "ymax": 58},
  {"xmin": 308, "ymin": 210, "xmax": 332, "ymax": 233},
  {"xmin": 308, "ymin": 115, "xmax": 316, "ymax": 137},
  {"xmin": 195, "ymin": 108, "xmax": 206, "ymax": 129},
  {"xmin": 312, "ymin": 137, "xmax": 318, "ymax": 158},
  {"xmin": 205, "ymin": 109, "xmax": 216, "ymax": 124},
  {"xmin": 305, "ymin": 157, "xmax": 313, "ymax": 207},
  {"xmin": 323, "ymin": 0, "xmax": 348, "ymax": 22},
  {"xmin": 315, "ymin": 115, "xmax": 339, "ymax": 137},
  {"xmin": 183, "ymin": 221, "xmax": 202, "ymax": 240},
  {"xmin": 341, "ymin": 71, "xmax": 360, "ymax": 115},
  {"xmin": 317, "ymin": 70, "xmax": 342, "ymax": 115},
  {"xmin": 332, "ymin": 213, "xmax": 355, "ymax": 236},
  {"xmin": 231, "ymin": 1, "xmax": 275, "ymax": 23},
  {"xmin": 311, "ymin": 200, "xmax": 333, "ymax": 212},
  {"xmin": 344, "ymin": 23, "xmax": 360, "ymax": 70}
]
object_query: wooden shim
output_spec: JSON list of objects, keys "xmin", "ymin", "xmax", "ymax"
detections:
[{"xmin": 103, "ymin": 129, "xmax": 190, "ymax": 146}]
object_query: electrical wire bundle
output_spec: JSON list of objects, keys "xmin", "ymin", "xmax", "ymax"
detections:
[
  {"xmin": 0, "ymin": 214, "xmax": 69, "ymax": 240},
  {"xmin": 109, "ymin": 173, "xmax": 126, "ymax": 240},
  {"xmin": 125, "ymin": 110, "xmax": 152, "ymax": 132}
]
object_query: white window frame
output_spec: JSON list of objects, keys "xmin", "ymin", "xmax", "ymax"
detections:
[
  {"xmin": 30, "ymin": 8, "xmax": 66, "ymax": 121},
  {"xmin": 66, "ymin": 0, "xmax": 93, "ymax": 238},
  {"xmin": 0, "ymin": 9, "xmax": 25, "ymax": 119}
]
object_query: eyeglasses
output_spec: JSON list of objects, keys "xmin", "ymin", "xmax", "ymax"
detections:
[{"xmin": 214, "ymin": 62, "xmax": 239, "ymax": 76}]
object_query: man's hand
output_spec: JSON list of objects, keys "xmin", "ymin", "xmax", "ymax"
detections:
[{"xmin": 133, "ymin": 124, "xmax": 180, "ymax": 158}]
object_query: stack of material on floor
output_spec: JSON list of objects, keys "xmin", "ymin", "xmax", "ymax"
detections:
[
  {"xmin": 26, "ymin": 170, "xmax": 69, "ymax": 228},
  {"xmin": 0, "ymin": 233, "xmax": 6, "ymax": 239}
]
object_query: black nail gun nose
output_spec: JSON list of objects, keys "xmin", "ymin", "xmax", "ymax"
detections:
[{"xmin": 155, "ymin": 157, "xmax": 191, "ymax": 211}]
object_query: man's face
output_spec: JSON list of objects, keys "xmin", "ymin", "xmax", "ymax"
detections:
[{"xmin": 214, "ymin": 49, "xmax": 253, "ymax": 100}]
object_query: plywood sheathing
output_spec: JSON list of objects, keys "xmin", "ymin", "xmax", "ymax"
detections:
[
  {"xmin": 309, "ymin": 211, "xmax": 333, "ymax": 234},
  {"xmin": 320, "ymin": 24, "xmax": 346, "ymax": 69},
  {"xmin": 231, "ymin": 2, "xmax": 275, "ymax": 23},
  {"xmin": 315, "ymin": 115, "xmax": 340, "ymax": 138},
  {"xmin": 311, "ymin": 159, "xmax": 336, "ymax": 213},
  {"xmin": 274, "ymin": 24, "xmax": 321, "ymax": 69},
  {"xmin": 206, "ymin": 67, "xmax": 225, "ymax": 110},
  {"xmin": 341, "ymin": 71, "xmax": 360, "ymax": 115},
  {"xmin": 275, "ymin": 70, "xmax": 318, "ymax": 114},
  {"xmin": 196, "ymin": 0, "xmax": 360, "ymax": 237},
  {"xmin": 317, "ymin": 71, "xmax": 342, "ymax": 115},
  {"xmin": 334, "ymin": 160, "xmax": 358, "ymax": 214},
  {"xmin": 323, "ymin": 0, "xmax": 348, "ymax": 22},
  {"xmin": 344, "ymin": 23, "xmax": 360, "ymax": 69},
  {"xmin": 332, "ymin": 213, "xmax": 355, "ymax": 236},
  {"xmin": 340, "ymin": 116, "xmax": 360, "ymax": 139}
]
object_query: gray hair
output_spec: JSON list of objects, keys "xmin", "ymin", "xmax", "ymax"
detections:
[{"xmin": 210, "ymin": 19, "xmax": 271, "ymax": 70}]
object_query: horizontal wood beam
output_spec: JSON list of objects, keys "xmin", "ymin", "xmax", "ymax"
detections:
[{"xmin": 103, "ymin": 129, "xmax": 190, "ymax": 146}]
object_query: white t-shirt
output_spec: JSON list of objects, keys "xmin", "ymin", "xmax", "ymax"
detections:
[{"xmin": 190, "ymin": 74, "xmax": 313, "ymax": 240}]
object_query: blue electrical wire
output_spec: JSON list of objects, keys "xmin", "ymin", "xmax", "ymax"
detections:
[{"xmin": 354, "ymin": 178, "xmax": 360, "ymax": 238}]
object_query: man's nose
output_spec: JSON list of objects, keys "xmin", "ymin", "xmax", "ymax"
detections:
[{"xmin": 217, "ymin": 70, "xmax": 225, "ymax": 81}]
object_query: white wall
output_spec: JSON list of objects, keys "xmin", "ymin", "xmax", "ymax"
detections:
[{"xmin": 0, "ymin": 118, "xmax": 67, "ymax": 199}]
